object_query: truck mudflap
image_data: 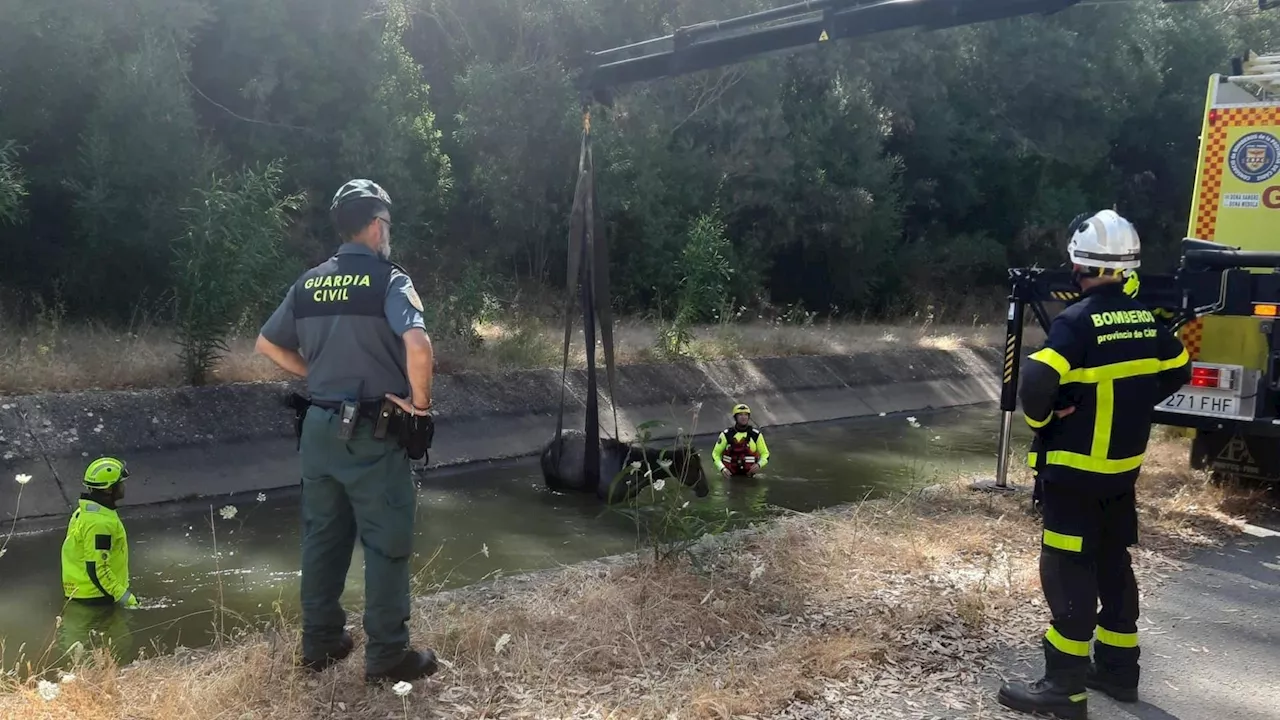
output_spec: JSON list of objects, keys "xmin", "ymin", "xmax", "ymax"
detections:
[{"xmin": 1190, "ymin": 425, "xmax": 1280, "ymax": 482}]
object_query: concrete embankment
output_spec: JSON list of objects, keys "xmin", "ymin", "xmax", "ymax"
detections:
[{"xmin": 0, "ymin": 344, "xmax": 1002, "ymax": 523}]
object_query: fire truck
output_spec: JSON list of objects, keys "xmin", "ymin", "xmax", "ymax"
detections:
[{"xmin": 560, "ymin": 0, "xmax": 1279, "ymax": 487}]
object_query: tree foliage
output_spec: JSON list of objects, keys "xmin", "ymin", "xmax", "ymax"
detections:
[
  {"xmin": 173, "ymin": 162, "xmax": 303, "ymax": 385},
  {"xmin": 0, "ymin": 0, "xmax": 1276, "ymax": 329}
]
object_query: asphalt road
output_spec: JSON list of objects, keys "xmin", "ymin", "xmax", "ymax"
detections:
[{"xmin": 995, "ymin": 521, "xmax": 1280, "ymax": 720}]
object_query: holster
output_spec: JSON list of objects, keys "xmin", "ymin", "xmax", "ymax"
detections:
[
  {"xmin": 286, "ymin": 392, "xmax": 312, "ymax": 450},
  {"xmin": 375, "ymin": 399, "xmax": 434, "ymax": 463},
  {"xmin": 399, "ymin": 412, "xmax": 435, "ymax": 463}
]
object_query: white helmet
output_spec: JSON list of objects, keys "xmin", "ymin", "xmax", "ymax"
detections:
[{"xmin": 1067, "ymin": 210, "xmax": 1141, "ymax": 271}]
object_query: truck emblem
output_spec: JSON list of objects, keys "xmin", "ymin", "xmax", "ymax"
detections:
[
  {"xmin": 1216, "ymin": 433, "xmax": 1257, "ymax": 466},
  {"xmin": 1228, "ymin": 132, "xmax": 1280, "ymax": 183}
]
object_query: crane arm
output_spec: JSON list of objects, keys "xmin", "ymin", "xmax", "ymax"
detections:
[{"xmin": 580, "ymin": 0, "xmax": 1222, "ymax": 100}]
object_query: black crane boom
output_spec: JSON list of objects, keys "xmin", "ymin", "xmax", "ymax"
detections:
[{"xmin": 580, "ymin": 0, "xmax": 1229, "ymax": 101}]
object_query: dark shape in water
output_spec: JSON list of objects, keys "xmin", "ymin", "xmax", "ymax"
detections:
[{"xmin": 540, "ymin": 429, "xmax": 710, "ymax": 503}]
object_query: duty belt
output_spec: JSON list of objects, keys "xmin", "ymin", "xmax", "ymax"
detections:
[
  {"xmin": 311, "ymin": 399, "xmax": 384, "ymax": 421},
  {"xmin": 286, "ymin": 393, "xmax": 433, "ymax": 462}
]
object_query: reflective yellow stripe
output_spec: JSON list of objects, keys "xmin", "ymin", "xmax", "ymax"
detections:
[
  {"xmin": 1064, "ymin": 358, "xmax": 1159, "ymax": 383},
  {"xmin": 1045, "ymin": 627, "xmax": 1091, "ymax": 657},
  {"xmin": 1069, "ymin": 692, "xmax": 1088, "ymax": 703},
  {"xmin": 1058, "ymin": 350, "xmax": 1187, "ymax": 384},
  {"xmin": 1042, "ymin": 451, "xmax": 1145, "ymax": 474},
  {"xmin": 1027, "ymin": 452, "xmax": 1038, "ymax": 468},
  {"xmin": 1029, "ymin": 348, "xmax": 1072, "ymax": 378},
  {"xmin": 1095, "ymin": 627, "xmax": 1139, "ymax": 648},
  {"xmin": 1043, "ymin": 529, "xmax": 1084, "ymax": 552},
  {"xmin": 1025, "ymin": 413, "xmax": 1051, "ymax": 429},
  {"xmin": 1092, "ymin": 380, "xmax": 1114, "ymax": 459},
  {"xmin": 1160, "ymin": 348, "xmax": 1189, "ymax": 370}
]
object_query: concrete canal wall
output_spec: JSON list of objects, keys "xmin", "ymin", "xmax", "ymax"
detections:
[{"xmin": 0, "ymin": 345, "xmax": 1003, "ymax": 522}]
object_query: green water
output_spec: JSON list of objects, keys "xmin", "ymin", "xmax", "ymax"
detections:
[{"xmin": 0, "ymin": 404, "xmax": 1027, "ymax": 671}]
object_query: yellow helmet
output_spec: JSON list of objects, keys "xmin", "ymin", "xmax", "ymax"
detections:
[
  {"xmin": 731, "ymin": 403, "xmax": 751, "ymax": 417},
  {"xmin": 84, "ymin": 457, "xmax": 129, "ymax": 490}
]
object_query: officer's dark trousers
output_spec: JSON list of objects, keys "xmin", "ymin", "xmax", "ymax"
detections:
[
  {"xmin": 299, "ymin": 405, "xmax": 416, "ymax": 674},
  {"xmin": 1037, "ymin": 470, "xmax": 1141, "ymax": 685}
]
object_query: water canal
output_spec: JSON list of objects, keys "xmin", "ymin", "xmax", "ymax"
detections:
[{"xmin": 0, "ymin": 403, "xmax": 1029, "ymax": 671}]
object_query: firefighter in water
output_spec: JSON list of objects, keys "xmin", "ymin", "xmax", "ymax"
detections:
[
  {"xmin": 58, "ymin": 457, "xmax": 140, "ymax": 656},
  {"xmin": 61, "ymin": 457, "xmax": 138, "ymax": 609},
  {"xmin": 998, "ymin": 210, "xmax": 1191, "ymax": 719},
  {"xmin": 712, "ymin": 404, "xmax": 771, "ymax": 478}
]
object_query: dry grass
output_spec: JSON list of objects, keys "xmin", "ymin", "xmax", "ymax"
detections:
[
  {"xmin": 0, "ymin": 315, "xmax": 1008, "ymax": 396},
  {"xmin": 0, "ymin": 435, "xmax": 1266, "ymax": 719}
]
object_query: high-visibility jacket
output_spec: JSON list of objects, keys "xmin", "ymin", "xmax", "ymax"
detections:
[
  {"xmin": 61, "ymin": 495, "xmax": 137, "ymax": 606},
  {"xmin": 1020, "ymin": 283, "xmax": 1190, "ymax": 487},
  {"xmin": 713, "ymin": 425, "xmax": 770, "ymax": 474}
]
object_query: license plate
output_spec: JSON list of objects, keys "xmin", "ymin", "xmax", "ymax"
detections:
[{"xmin": 1159, "ymin": 389, "xmax": 1243, "ymax": 418}]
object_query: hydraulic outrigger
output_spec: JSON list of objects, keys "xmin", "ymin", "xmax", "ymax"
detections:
[{"xmin": 559, "ymin": 0, "xmax": 1279, "ymax": 492}]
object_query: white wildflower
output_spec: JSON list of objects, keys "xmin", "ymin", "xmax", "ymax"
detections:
[
  {"xmin": 878, "ymin": 412, "xmax": 886, "ymax": 417},
  {"xmin": 682, "ymin": 501, "xmax": 690, "ymax": 509},
  {"xmin": 906, "ymin": 416, "xmax": 921, "ymax": 428},
  {"xmin": 256, "ymin": 493, "xmax": 267, "ymax": 503},
  {"xmin": 37, "ymin": 679, "xmax": 59, "ymax": 701},
  {"xmin": 629, "ymin": 461, "xmax": 641, "ymax": 470},
  {"xmin": 481, "ymin": 543, "xmax": 490, "ymax": 558},
  {"xmin": 58, "ymin": 673, "xmax": 75, "ymax": 683},
  {"xmin": 652, "ymin": 479, "xmax": 666, "ymax": 492},
  {"xmin": 218, "ymin": 505, "xmax": 238, "ymax": 520},
  {"xmin": 15, "ymin": 473, "xmax": 31, "ymax": 485},
  {"xmin": 392, "ymin": 681, "xmax": 413, "ymax": 697},
  {"xmin": 494, "ymin": 633, "xmax": 511, "ymax": 655},
  {"xmin": 658, "ymin": 459, "xmax": 673, "ymax": 469}
]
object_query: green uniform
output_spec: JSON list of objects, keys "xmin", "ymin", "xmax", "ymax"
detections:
[
  {"xmin": 259, "ymin": 242, "xmax": 426, "ymax": 674},
  {"xmin": 56, "ymin": 597, "xmax": 135, "ymax": 660},
  {"xmin": 60, "ymin": 495, "xmax": 137, "ymax": 607}
]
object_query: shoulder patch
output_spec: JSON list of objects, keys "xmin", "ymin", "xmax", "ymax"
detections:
[
  {"xmin": 95, "ymin": 533, "xmax": 112, "ymax": 551},
  {"xmin": 405, "ymin": 286, "xmax": 424, "ymax": 312}
]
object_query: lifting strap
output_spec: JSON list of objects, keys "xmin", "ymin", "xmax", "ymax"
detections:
[{"xmin": 553, "ymin": 107, "xmax": 619, "ymax": 486}]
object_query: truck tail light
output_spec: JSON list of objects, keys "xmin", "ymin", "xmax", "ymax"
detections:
[{"xmin": 1191, "ymin": 364, "xmax": 1235, "ymax": 390}]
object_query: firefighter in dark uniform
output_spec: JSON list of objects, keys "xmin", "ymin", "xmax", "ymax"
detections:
[
  {"xmin": 997, "ymin": 210, "xmax": 1191, "ymax": 719},
  {"xmin": 712, "ymin": 404, "xmax": 771, "ymax": 478},
  {"xmin": 255, "ymin": 179, "xmax": 438, "ymax": 684},
  {"xmin": 1029, "ymin": 269, "xmax": 1148, "ymax": 516}
]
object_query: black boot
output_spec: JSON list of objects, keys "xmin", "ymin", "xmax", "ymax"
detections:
[
  {"xmin": 1085, "ymin": 661, "xmax": 1136, "ymax": 702},
  {"xmin": 300, "ymin": 629, "xmax": 355, "ymax": 672},
  {"xmin": 998, "ymin": 640, "xmax": 1089, "ymax": 720},
  {"xmin": 365, "ymin": 647, "xmax": 440, "ymax": 684}
]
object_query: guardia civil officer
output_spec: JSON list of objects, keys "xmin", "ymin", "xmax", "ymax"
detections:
[
  {"xmin": 256, "ymin": 179, "xmax": 438, "ymax": 684},
  {"xmin": 997, "ymin": 210, "xmax": 1191, "ymax": 719}
]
